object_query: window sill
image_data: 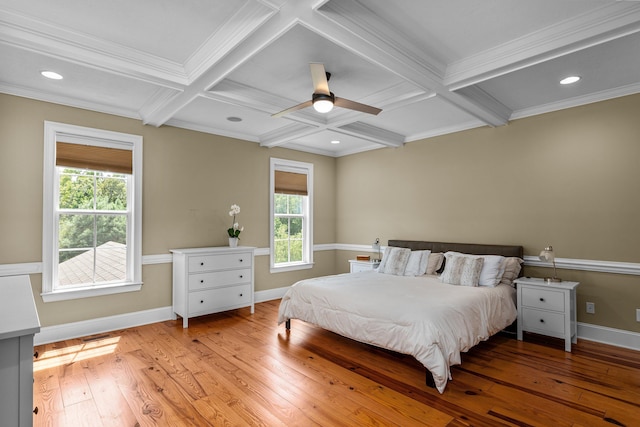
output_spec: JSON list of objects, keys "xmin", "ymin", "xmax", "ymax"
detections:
[
  {"xmin": 41, "ymin": 282, "xmax": 142, "ymax": 302},
  {"xmin": 270, "ymin": 262, "xmax": 314, "ymax": 274}
]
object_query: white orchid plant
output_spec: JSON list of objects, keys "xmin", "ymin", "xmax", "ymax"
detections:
[{"xmin": 227, "ymin": 204, "xmax": 244, "ymax": 239}]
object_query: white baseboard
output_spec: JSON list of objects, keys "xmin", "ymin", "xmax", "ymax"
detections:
[
  {"xmin": 35, "ymin": 306, "xmax": 174, "ymax": 345},
  {"xmin": 35, "ymin": 288, "xmax": 292, "ymax": 345},
  {"xmin": 255, "ymin": 286, "xmax": 290, "ymax": 303},
  {"xmin": 578, "ymin": 322, "xmax": 640, "ymax": 351}
]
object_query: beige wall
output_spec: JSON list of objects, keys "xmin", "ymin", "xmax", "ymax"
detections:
[
  {"xmin": 2, "ymin": 92, "xmax": 640, "ymax": 334},
  {"xmin": 0, "ymin": 94, "xmax": 336, "ymax": 326},
  {"xmin": 336, "ymin": 94, "xmax": 640, "ymax": 332}
]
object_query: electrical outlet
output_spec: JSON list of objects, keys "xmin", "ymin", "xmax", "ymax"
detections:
[
  {"xmin": 636, "ymin": 309, "xmax": 640, "ymax": 322},
  {"xmin": 586, "ymin": 302, "xmax": 595, "ymax": 314}
]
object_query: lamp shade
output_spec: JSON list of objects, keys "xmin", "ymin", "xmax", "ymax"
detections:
[
  {"xmin": 539, "ymin": 246, "xmax": 555, "ymax": 263},
  {"xmin": 539, "ymin": 245, "xmax": 562, "ymax": 282}
]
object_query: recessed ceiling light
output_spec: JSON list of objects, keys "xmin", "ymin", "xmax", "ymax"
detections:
[
  {"xmin": 560, "ymin": 76, "xmax": 580, "ymax": 85},
  {"xmin": 330, "ymin": 140, "xmax": 340, "ymax": 144},
  {"xmin": 226, "ymin": 116, "xmax": 242, "ymax": 122},
  {"xmin": 41, "ymin": 70, "xmax": 63, "ymax": 80}
]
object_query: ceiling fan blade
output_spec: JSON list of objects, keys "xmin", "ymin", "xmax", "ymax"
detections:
[
  {"xmin": 309, "ymin": 63, "xmax": 330, "ymax": 95},
  {"xmin": 271, "ymin": 100, "xmax": 313, "ymax": 118},
  {"xmin": 334, "ymin": 97, "xmax": 382, "ymax": 115}
]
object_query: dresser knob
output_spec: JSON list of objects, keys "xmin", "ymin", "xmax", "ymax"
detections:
[
  {"xmin": 34, "ymin": 407, "xmax": 39, "ymax": 415},
  {"xmin": 539, "ymin": 298, "xmax": 545, "ymax": 302},
  {"xmin": 200, "ymin": 300, "xmax": 204, "ymax": 304},
  {"xmin": 200, "ymin": 280, "xmax": 204, "ymax": 283},
  {"xmin": 200, "ymin": 262, "xmax": 204, "ymax": 266},
  {"xmin": 239, "ymin": 275, "xmax": 243, "ymax": 278},
  {"xmin": 34, "ymin": 351, "xmax": 39, "ymax": 359},
  {"xmin": 240, "ymin": 293, "xmax": 243, "ymax": 297},
  {"xmin": 539, "ymin": 319, "xmax": 545, "ymax": 323},
  {"xmin": 239, "ymin": 259, "xmax": 243, "ymax": 262}
]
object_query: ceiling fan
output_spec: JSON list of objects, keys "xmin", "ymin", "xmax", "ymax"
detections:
[{"xmin": 272, "ymin": 63, "xmax": 382, "ymax": 118}]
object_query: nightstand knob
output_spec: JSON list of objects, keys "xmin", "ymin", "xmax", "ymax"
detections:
[
  {"xmin": 200, "ymin": 280, "xmax": 204, "ymax": 283},
  {"xmin": 200, "ymin": 300, "xmax": 204, "ymax": 304},
  {"xmin": 200, "ymin": 262, "xmax": 204, "ymax": 266},
  {"xmin": 540, "ymin": 319, "xmax": 545, "ymax": 323},
  {"xmin": 239, "ymin": 258, "xmax": 243, "ymax": 262},
  {"xmin": 33, "ymin": 351, "xmax": 39, "ymax": 359},
  {"xmin": 239, "ymin": 293, "xmax": 243, "ymax": 297},
  {"xmin": 239, "ymin": 275, "xmax": 243, "ymax": 278},
  {"xmin": 539, "ymin": 298, "xmax": 545, "ymax": 302},
  {"xmin": 33, "ymin": 407, "xmax": 38, "ymax": 415}
]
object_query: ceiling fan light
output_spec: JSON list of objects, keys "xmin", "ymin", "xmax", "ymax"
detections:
[{"xmin": 312, "ymin": 93, "xmax": 335, "ymax": 113}]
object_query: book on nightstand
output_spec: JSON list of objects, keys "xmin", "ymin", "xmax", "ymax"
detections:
[{"xmin": 356, "ymin": 255, "xmax": 371, "ymax": 261}]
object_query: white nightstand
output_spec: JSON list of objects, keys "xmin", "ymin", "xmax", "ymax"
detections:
[
  {"xmin": 514, "ymin": 277, "xmax": 580, "ymax": 352},
  {"xmin": 349, "ymin": 259, "xmax": 380, "ymax": 273}
]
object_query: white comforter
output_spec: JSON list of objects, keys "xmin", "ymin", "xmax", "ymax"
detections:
[{"xmin": 277, "ymin": 271, "xmax": 517, "ymax": 393}]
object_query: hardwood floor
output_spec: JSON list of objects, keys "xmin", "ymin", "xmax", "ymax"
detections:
[{"xmin": 33, "ymin": 300, "xmax": 640, "ymax": 426}]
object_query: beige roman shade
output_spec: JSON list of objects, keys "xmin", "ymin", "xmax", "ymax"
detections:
[
  {"xmin": 274, "ymin": 170, "xmax": 308, "ymax": 195},
  {"xmin": 56, "ymin": 141, "xmax": 132, "ymax": 174}
]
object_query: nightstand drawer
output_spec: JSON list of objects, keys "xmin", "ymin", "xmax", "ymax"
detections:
[
  {"xmin": 521, "ymin": 287, "xmax": 565, "ymax": 312},
  {"xmin": 188, "ymin": 268, "xmax": 252, "ymax": 291},
  {"xmin": 522, "ymin": 308, "xmax": 565, "ymax": 336}
]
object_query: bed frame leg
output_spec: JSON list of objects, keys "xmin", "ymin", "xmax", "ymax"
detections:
[
  {"xmin": 285, "ymin": 319, "xmax": 291, "ymax": 330},
  {"xmin": 425, "ymin": 369, "xmax": 436, "ymax": 389}
]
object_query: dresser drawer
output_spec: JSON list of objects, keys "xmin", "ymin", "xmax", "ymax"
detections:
[
  {"xmin": 522, "ymin": 307, "xmax": 565, "ymax": 337},
  {"xmin": 188, "ymin": 252, "xmax": 252, "ymax": 272},
  {"xmin": 188, "ymin": 284, "xmax": 252, "ymax": 315},
  {"xmin": 188, "ymin": 268, "xmax": 251, "ymax": 291},
  {"xmin": 521, "ymin": 287, "xmax": 565, "ymax": 312}
]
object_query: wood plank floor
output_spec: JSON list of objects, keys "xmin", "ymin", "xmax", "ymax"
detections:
[{"xmin": 33, "ymin": 300, "xmax": 640, "ymax": 426}]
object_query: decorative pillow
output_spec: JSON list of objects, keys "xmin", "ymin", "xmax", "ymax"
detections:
[
  {"xmin": 426, "ymin": 252, "xmax": 444, "ymax": 275},
  {"xmin": 499, "ymin": 257, "xmax": 524, "ymax": 287},
  {"xmin": 403, "ymin": 250, "xmax": 431, "ymax": 276},
  {"xmin": 444, "ymin": 252, "xmax": 505, "ymax": 287},
  {"xmin": 378, "ymin": 247, "xmax": 411, "ymax": 275},
  {"xmin": 440, "ymin": 255, "xmax": 484, "ymax": 286}
]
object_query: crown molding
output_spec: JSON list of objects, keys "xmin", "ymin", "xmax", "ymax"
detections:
[
  {"xmin": 445, "ymin": 3, "xmax": 640, "ymax": 90},
  {"xmin": 0, "ymin": 7, "xmax": 188, "ymax": 86},
  {"xmin": 0, "ymin": 82, "xmax": 141, "ymax": 120},
  {"xmin": 510, "ymin": 82, "xmax": 640, "ymax": 120}
]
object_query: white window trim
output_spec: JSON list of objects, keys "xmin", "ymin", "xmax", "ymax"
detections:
[
  {"xmin": 269, "ymin": 158, "xmax": 313, "ymax": 273},
  {"xmin": 42, "ymin": 121, "xmax": 143, "ymax": 302}
]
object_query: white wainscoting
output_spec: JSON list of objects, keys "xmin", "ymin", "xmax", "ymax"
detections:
[{"xmin": 5, "ymin": 244, "xmax": 639, "ymax": 349}]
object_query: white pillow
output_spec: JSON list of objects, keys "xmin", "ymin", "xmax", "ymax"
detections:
[
  {"xmin": 403, "ymin": 250, "xmax": 431, "ymax": 276},
  {"xmin": 444, "ymin": 252, "xmax": 506, "ymax": 287},
  {"xmin": 440, "ymin": 255, "xmax": 484, "ymax": 286},
  {"xmin": 378, "ymin": 247, "xmax": 411, "ymax": 275}
]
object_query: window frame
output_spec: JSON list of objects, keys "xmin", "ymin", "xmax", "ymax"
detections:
[
  {"xmin": 269, "ymin": 158, "xmax": 313, "ymax": 273},
  {"xmin": 42, "ymin": 121, "xmax": 143, "ymax": 302}
]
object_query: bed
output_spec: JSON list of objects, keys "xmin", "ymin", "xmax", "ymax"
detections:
[{"xmin": 277, "ymin": 240, "xmax": 524, "ymax": 393}]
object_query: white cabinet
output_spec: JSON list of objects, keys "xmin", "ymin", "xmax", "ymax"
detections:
[
  {"xmin": 515, "ymin": 277, "xmax": 579, "ymax": 352},
  {"xmin": 0, "ymin": 275, "xmax": 41, "ymax": 427},
  {"xmin": 171, "ymin": 246, "xmax": 255, "ymax": 328},
  {"xmin": 349, "ymin": 259, "xmax": 380, "ymax": 273}
]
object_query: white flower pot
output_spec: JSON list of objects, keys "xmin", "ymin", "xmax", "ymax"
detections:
[{"xmin": 228, "ymin": 237, "xmax": 238, "ymax": 248}]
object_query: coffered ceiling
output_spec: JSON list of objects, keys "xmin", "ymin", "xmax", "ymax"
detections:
[{"xmin": 2, "ymin": 0, "xmax": 640, "ymax": 156}]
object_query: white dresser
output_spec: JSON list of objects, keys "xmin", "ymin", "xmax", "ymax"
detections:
[
  {"xmin": 171, "ymin": 246, "xmax": 255, "ymax": 328},
  {"xmin": 515, "ymin": 277, "xmax": 579, "ymax": 352},
  {"xmin": 0, "ymin": 275, "xmax": 41, "ymax": 427}
]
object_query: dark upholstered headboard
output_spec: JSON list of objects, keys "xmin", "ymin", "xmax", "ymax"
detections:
[{"xmin": 388, "ymin": 240, "xmax": 523, "ymax": 259}]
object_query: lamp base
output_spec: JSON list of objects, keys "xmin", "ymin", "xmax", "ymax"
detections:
[{"xmin": 544, "ymin": 277, "xmax": 562, "ymax": 283}]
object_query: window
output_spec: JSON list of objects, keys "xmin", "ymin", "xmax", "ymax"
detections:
[
  {"xmin": 270, "ymin": 158, "xmax": 313, "ymax": 272},
  {"xmin": 42, "ymin": 121, "xmax": 142, "ymax": 301}
]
